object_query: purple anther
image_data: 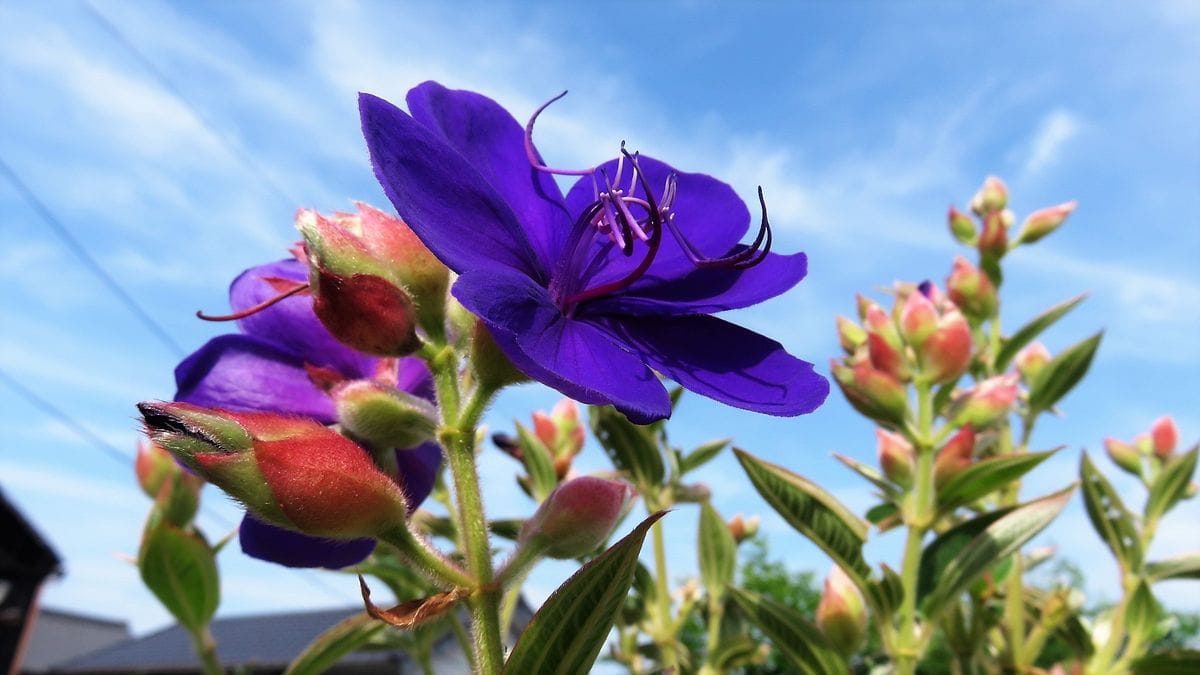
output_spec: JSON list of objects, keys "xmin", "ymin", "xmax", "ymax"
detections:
[{"xmin": 525, "ymin": 91, "xmax": 593, "ymax": 177}]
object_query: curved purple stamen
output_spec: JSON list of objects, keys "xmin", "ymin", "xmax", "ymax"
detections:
[
  {"xmin": 665, "ymin": 186, "xmax": 773, "ymax": 270},
  {"xmin": 525, "ymin": 91, "xmax": 593, "ymax": 177}
]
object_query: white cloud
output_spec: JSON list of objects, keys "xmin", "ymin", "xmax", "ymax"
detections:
[{"xmin": 1023, "ymin": 109, "xmax": 1082, "ymax": 176}]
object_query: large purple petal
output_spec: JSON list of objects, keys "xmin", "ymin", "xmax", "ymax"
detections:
[
  {"xmin": 562, "ymin": 156, "xmax": 750, "ymax": 290},
  {"xmin": 174, "ymin": 334, "xmax": 336, "ymax": 422},
  {"xmin": 360, "ymin": 93, "xmax": 543, "ymax": 279},
  {"xmin": 406, "ymin": 82, "xmax": 572, "ymax": 272},
  {"xmin": 239, "ymin": 514, "xmax": 375, "ymax": 569},
  {"xmin": 395, "ymin": 441, "xmax": 442, "ymax": 509},
  {"xmin": 229, "ymin": 260, "xmax": 378, "ymax": 380},
  {"xmin": 602, "ymin": 314, "xmax": 829, "ymax": 416},
  {"xmin": 582, "ymin": 251, "xmax": 808, "ymax": 317},
  {"xmin": 451, "ymin": 270, "xmax": 670, "ymax": 424}
]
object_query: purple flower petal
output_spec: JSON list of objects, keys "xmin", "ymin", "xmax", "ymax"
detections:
[
  {"xmin": 406, "ymin": 81, "xmax": 572, "ymax": 272},
  {"xmin": 360, "ymin": 93, "xmax": 544, "ymax": 279},
  {"xmin": 239, "ymin": 513, "xmax": 375, "ymax": 569},
  {"xmin": 395, "ymin": 356, "xmax": 435, "ymax": 402},
  {"xmin": 229, "ymin": 260, "xmax": 378, "ymax": 380},
  {"xmin": 174, "ymin": 334, "xmax": 336, "ymax": 422},
  {"xmin": 395, "ymin": 441, "xmax": 442, "ymax": 508},
  {"xmin": 451, "ymin": 269, "xmax": 670, "ymax": 424},
  {"xmin": 584, "ymin": 251, "xmax": 808, "ymax": 317},
  {"xmin": 562, "ymin": 156, "xmax": 750, "ymax": 290},
  {"xmin": 602, "ymin": 314, "xmax": 829, "ymax": 416}
]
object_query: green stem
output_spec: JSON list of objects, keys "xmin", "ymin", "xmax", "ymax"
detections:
[
  {"xmin": 651, "ymin": 516, "xmax": 678, "ymax": 670},
  {"xmin": 188, "ymin": 626, "xmax": 222, "ymax": 675},
  {"xmin": 897, "ymin": 382, "xmax": 936, "ymax": 675},
  {"xmin": 378, "ymin": 523, "xmax": 474, "ymax": 588}
]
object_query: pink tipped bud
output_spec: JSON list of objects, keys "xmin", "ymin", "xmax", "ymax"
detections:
[
  {"xmin": 920, "ymin": 309, "xmax": 973, "ymax": 384},
  {"xmin": 1015, "ymin": 342, "xmax": 1052, "ymax": 383},
  {"xmin": 836, "ymin": 315, "xmax": 868, "ymax": 353},
  {"xmin": 1150, "ymin": 416, "xmax": 1179, "ymax": 459},
  {"xmin": 855, "ymin": 294, "xmax": 876, "ymax": 321},
  {"xmin": 977, "ymin": 210, "xmax": 1009, "ymax": 257},
  {"xmin": 138, "ymin": 402, "xmax": 409, "ymax": 539},
  {"xmin": 135, "ymin": 439, "xmax": 185, "ymax": 499},
  {"xmin": 947, "ymin": 256, "xmax": 998, "ymax": 320},
  {"xmin": 900, "ymin": 290, "xmax": 939, "ymax": 348},
  {"xmin": 935, "ymin": 426, "xmax": 976, "ymax": 486},
  {"xmin": 867, "ymin": 332, "xmax": 910, "ymax": 381},
  {"xmin": 1133, "ymin": 432, "xmax": 1154, "ymax": 456},
  {"xmin": 948, "ymin": 206, "xmax": 977, "ymax": 244},
  {"xmin": 831, "ymin": 360, "xmax": 909, "ymax": 426},
  {"xmin": 877, "ymin": 429, "xmax": 916, "ymax": 488},
  {"xmin": 333, "ymin": 380, "xmax": 438, "ymax": 449},
  {"xmin": 519, "ymin": 476, "xmax": 635, "ymax": 559},
  {"xmin": 1104, "ymin": 438, "xmax": 1143, "ymax": 477},
  {"xmin": 972, "ymin": 176, "xmax": 1008, "ymax": 215},
  {"xmin": 951, "ymin": 374, "xmax": 1018, "ymax": 428},
  {"xmin": 1017, "ymin": 201, "xmax": 1076, "ymax": 245},
  {"xmin": 728, "ymin": 514, "xmax": 761, "ymax": 544},
  {"xmin": 135, "ymin": 440, "xmax": 202, "ymax": 525},
  {"xmin": 816, "ymin": 565, "xmax": 868, "ymax": 657}
]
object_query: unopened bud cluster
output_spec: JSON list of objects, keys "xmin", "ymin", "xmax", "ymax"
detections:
[
  {"xmin": 1105, "ymin": 416, "xmax": 1194, "ymax": 494},
  {"xmin": 949, "ymin": 175, "xmax": 1076, "ymax": 259}
]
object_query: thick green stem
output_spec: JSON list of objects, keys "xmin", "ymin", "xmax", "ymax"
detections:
[
  {"xmin": 651, "ymin": 517, "xmax": 678, "ymax": 670},
  {"xmin": 897, "ymin": 383, "xmax": 936, "ymax": 675},
  {"xmin": 188, "ymin": 626, "xmax": 222, "ymax": 675},
  {"xmin": 378, "ymin": 523, "xmax": 474, "ymax": 588}
]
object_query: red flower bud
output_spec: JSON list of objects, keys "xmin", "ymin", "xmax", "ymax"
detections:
[
  {"xmin": 831, "ymin": 359, "xmax": 909, "ymax": 426},
  {"xmin": 971, "ymin": 175, "xmax": 1008, "ymax": 215},
  {"xmin": 816, "ymin": 565, "xmax": 868, "ymax": 657},
  {"xmin": 935, "ymin": 425, "xmax": 976, "ymax": 486},
  {"xmin": 518, "ymin": 476, "xmax": 635, "ymax": 559},
  {"xmin": 948, "ymin": 206, "xmax": 977, "ymax": 244},
  {"xmin": 1150, "ymin": 416, "xmax": 1179, "ymax": 459},
  {"xmin": 135, "ymin": 439, "xmax": 203, "ymax": 525},
  {"xmin": 947, "ymin": 256, "xmax": 997, "ymax": 320},
  {"xmin": 1017, "ymin": 201, "xmax": 1076, "ymax": 245},
  {"xmin": 139, "ymin": 402, "xmax": 409, "ymax": 539},
  {"xmin": 1104, "ymin": 438, "xmax": 1142, "ymax": 477},
  {"xmin": 728, "ymin": 514, "xmax": 761, "ymax": 544},
  {"xmin": 951, "ymin": 375, "xmax": 1018, "ymax": 428},
  {"xmin": 977, "ymin": 210, "xmax": 1009, "ymax": 257},
  {"xmin": 1015, "ymin": 342, "xmax": 1052, "ymax": 383},
  {"xmin": 920, "ymin": 309, "xmax": 972, "ymax": 384},
  {"xmin": 877, "ymin": 429, "xmax": 916, "ymax": 488},
  {"xmin": 900, "ymin": 290, "xmax": 939, "ymax": 348}
]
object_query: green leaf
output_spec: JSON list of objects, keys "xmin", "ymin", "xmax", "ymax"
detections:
[
  {"xmin": 589, "ymin": 405, "xmax": 664, "ymax": 487},
  {"xmin": 1125, "ymin": 581, "xmax": 1162, "ymax": 645},
  {"xmin": 514, "ymin": 422, "xmax": 558, "ymax": 502},
  {"xmin": 698, "ymin": 501, "xmax": 737, "ymax": 596},
  {"xmin": 1145, "ymin": 446, "xmax": 1198, "ymax": 524},
  {"xmin": 1145, "ymin": 553, "xmax": 1200, "ymax": 582},
  {"xmin": 709, "ymin": 635, "xmax": 761, "ymax": 670},
  {"xmin": 865, "ymin": 564, "xmax": 904, "ymax": 620},
  {"xmin": 681, "ymin": 437, "xmax": 732, "ymax": 475},
  {"xmin": 503, "ymin": 512, "xmax": 666, "ymax": 675},
  {"xmin": 995, "ymin": 294, "xmax": 1086, "ymax": 371},
  {"xmin": 918, "ymin": 508, "xmax": 1013, "ymax": 602},
  {"xmin": 1080, "ymin": 453, "xmax": 1143, "ymax": 570},
  {"xmin": 1027, "ymin": 332, "xmax": 1103, "ymax": 413},
  {"xmin": 920, "ymin": 486, "xmax": 1074, "ymax": 619},
  {"xmin": 285, "ymin": 613, "xmax": 385, "ymax": 675},
  {"xmin": 1131, "ymin": 650, "xmax": 1200, "ymax": 674},
  {"xmin": 735, "ymin": 449, "xmax": 871, "ymax": 588},
  {"xmin": 833, "ymin": 453, "xmax": 900, "ymax": 500},
  {"xmin": 937, "ymin": 449, "xmax": 1059, "ymax": 512},
  {"xmin": 138, "ymin": 516, "xmax": 219, "ymax": 633},
  {"xmin": 865, "ymin": 502, "xmax": 898, "ymax": 526},
  {"xmin": 727, "ymin": 587, "xmax": 845, "ymax": 675}
]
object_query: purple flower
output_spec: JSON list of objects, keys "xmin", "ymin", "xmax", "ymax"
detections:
[
  {"xmin": 360, "ymin": 82, "xmax": 828, "ymax": 423},
  {"xmin": 175, "ymin": 259, "xmax": 441, "ymax": 568}
]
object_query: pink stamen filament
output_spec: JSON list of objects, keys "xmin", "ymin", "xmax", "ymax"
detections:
[{"xmin": 196, "ymin": 283, "xmax": 310, "ymax": 322}]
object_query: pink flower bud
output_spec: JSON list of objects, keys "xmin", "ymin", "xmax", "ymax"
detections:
[
  {"xmin": 1150, "ymin": 416, "xmax": 1179, "ymax": 459},
  {"xmin": 518, "ymin": 476, "xmax": 635, "ymax": 559},
  {"xmin": 728, "ymin": 514, "xmax": 761, "ymax": 544},
  {"xmin": 135, "ymin": 439, "xmax": 203, "ymax": 525},
  {"xmin": 877, "ymin": 429, "xmax": 916, "ymax": 488},
  {"xmin": 1133, "ymin": 432, "xmax": 1154, "ymax": 455},
  {"xmin": 935, "ymin": 425, "xmax": 976, "ymax": 486},
  {"xmin": 1104, "ymin": 438, "xmax": 1142, "ymax": 476},
  {"xmin": 135, "ymin": 439, "xmax": 187, "ymax": 498},
  {"xmin": 1017, "ymin": 201, "xmax": 1076, "ymax": 245},
  {"xmin": 951, "ymin": 374, "xmax": 1018, "ymax": 428},
  {"xmin": 865, "ymin": 305, "xmax": 909, "ymax": 380},
  {"xmin": 816, "ymin": 565, "xmax": 868, "ymax": 657},
  {"xmin": 900, "ymin": 290, "xmax": 939, "ymax": 348},
  {"xmin": 947, "ymin": 256, "xmax": 998, "ymax": 320},
  {"xmin": 972, "ymin": 176, "xmax": 1008, "ymax": 215},
  {"xmin": 920, "ymin": 309, "xmax": 972, "ymax": 384},
  {"xmin": 977, "ymin": 210, "xmax": 1008, "ymax": 257},
  {"xmin": 831, "ymin": 360, "xmax": 909, "ymax": 426},
  {"xmin": 1015, "ymin": 342, "xmax": 1052, "ymax": 383},
  {"xmin": 948, "ymin": 206, "xmax": 976, "ymax": 244},
  {"xmin": 836, "ymin": 315, "xmax": 868, "ymax": 353},
  {"xmin": 333, "ymin": 380, "xmax": 438, "ymax": 449},
  {"xmin": 855, "ymin": 294, "xmax": 876, "ymax": 321},
  {"xmin": 139, "ymin": 402, "xmax": 409, "ymax": 539}
]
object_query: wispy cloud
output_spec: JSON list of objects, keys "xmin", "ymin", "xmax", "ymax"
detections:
[{"xmin": 1022, "ymin": 109, "xmax": 1082, "ymax": 176}]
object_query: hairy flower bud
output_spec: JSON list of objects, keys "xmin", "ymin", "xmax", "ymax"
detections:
[
  {"xmin": 935, "ymin": 425, "xmax": 976, "ymax": 486},
  {"xmin": 948, "ymin": 206, "xmax": 976, "ymax": 244},
  {"xmin": 971, "ymin": 176, "xmax": 1008, "ymax": 215},
  {"xmin": 139, "ymin": 402, "xmax": 409, "ymax": 539},
  {"xmin": 1150, "ymin": 416, "xmax": 1179, "ymax": 459},
  {"xmin": 1015, "ymin": 342, "xmax": 1052, "ymax": 383},
  {"xmin": 877, "ymin": 429, "xmax": 916, "ymax": 488},
  {"xmin": 1017, "ymin": 201, "xmax": 1077, "ymax": 245},
  {"xmin": 900, "ymin": 290, "xmax": 939, "ymax": 348},
  {"xmin": 816, "ymin": 565, "xmax": 868, "ymax": 657},
  {"xmin": 518, "ymin": 476, "xmax": 635, "ymax": 559},
  {"xmin": 470, "ymin": 321, "xmax": 529, "ymax": 391},
  {"xmin": 920, "ymin": 309, "xmax": 972, "ymax": 384},
  {"xmin": 950, "ymin": 374, "xmax": 1018, "ymax": 428},
  {"xmin": 728, "ymin": 514, "xmax": 761, "ymax": 544},
  {"xmin": 135, "ymin": 440, "xmax": 202, "ymax": 525},
  {"xmin": 1104, "ymin": 438, "xmax": 1143, "ymax": 477},
  {"xmin": 977, "ymin": 210, "xmax": 1009, "ymax": 257},
  {"xmin": 831, "ymin": 360, "xmax": 908, "ymax": 427},
  {"xmin": 333, "ymin": 380, "xmax": 438, "ymax": 449},
  {"xmin": 865, "ymin": 305, "xmax": 910, "ymax": 380},
  {"xmin": 947, "ymin": 256, "xmax": 998, "ymax": 320},
  {"xmin": 836, "ymin": 315, "xmax": 868, "ymax": 353}
]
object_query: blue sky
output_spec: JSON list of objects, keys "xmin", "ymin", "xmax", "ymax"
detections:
[{"xmin": 2, "ymin": 0, "xmax": 1197, "ymax": 636}]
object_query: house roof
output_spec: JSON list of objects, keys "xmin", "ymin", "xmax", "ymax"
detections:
[
  {"xmin": 0, "ymin": 486, "xmax": 62, "ymax": 581},
  {"xmin": 20, "ymin": 609, "xmax": 130, "ymax": 672}
]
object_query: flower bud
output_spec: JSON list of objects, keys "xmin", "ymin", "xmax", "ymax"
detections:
[
  {"xmin": 977, "ymin": 211, "xmax": 1008, "ymax": 257},
  {"xmin": 297, "ymin": 208, "xmax": 422, "ymax": 356},
  {"xmin": 919, "ymin": 309, "xmax": 972, "ymax": 384},
  {"xmin": 877, "ymin": 429, "xmax": 916, "ymax": 488},
  {"xmin": 947, "ymin": 256, "xmax": 998, "ymax": 320},
  {"xmin": 1015, "ymin": 342, "xmax": 1052, "ymax": 383},
  {"xmin": 948, "ymin": 206, "xmax": 976, "ymax": 244},
  {"xmin": 470, "ymin": 321, "xmax": 529, "ymax": 391},
  {"xmin": 836, "ymin": 315, "xmax": 867, "ymax": 353},
  {"xmin": 350, "ymin": 202, "xmax": 450, "ymax": 332},
  {"xmin": 1016, "ymin": 201, "xmax": 1076, "ymax": 245},
  {"xmin": 971, "ymin": 176, "xmax": 1008, "ymax": 215},
  {"xmin": 728, "ymin": 514, "xmax": 760, "ymax": 544},
  {"xmin": 333, "ymin": 380, "xmax": 438, "ymax": 449},
  {"xmin": 139, "ymin": 402, "xmax": 409, "ymax": 539},
  {"xmin": 865, "ymin": 305, "xmax": 909, "ymax": 380},
  {"xmin": 533, "ymin": 399, "xmax": 585, "ymax": 461},
  {"xmin": 831, "ymin": 360, "xmax": 908, "ymax": 427},
  {"xmin": 135, "ymin": 440, "xmax": 202, "ymax": 525},
  {"xmin": 1133, "ymin": 432, "xmax": 1153, "ymax": 456},
  {"xmin": 135, "ymin": 439, "xmax": 187, "ymax": 499},
  {"xmin": 518, "ymin": 476, "xmax": 635, "ymax": 559},
  {"xmin": 816, "ymin": 565, "xmax": 868, "ymax": 657},
  {"xmin": 935, "ymin": 425, "xmax": 976, "ymax": 486},
  {"xmin": 950, "ymin": 374, "xmax": 1018, "ymax": 428},
  {"xmin": 674, "ymin": 482, "xmax": 713, "ymax": 503},
  {"xmin": 855, "ymin": 294, "xmax": 876, "ymax": 321},
  {"xmin": 900, "ymin": 290, "xmax": 938, "ymax": 348},
  {"xmin": 1150, "ymin": 416, "xmax": 1179, "ymax": 459},
  {"xmin": 1104, "ymin": 438, "xmax": 1142, "ymax": 477}
]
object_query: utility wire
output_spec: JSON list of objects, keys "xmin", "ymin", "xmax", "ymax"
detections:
[
  {"xmin": 81, "ymin": 0, "xmax": 301, "ymax": 209},
  {"xmin": 0, "ymin": 155, "xmax": 186, "ymax": 358}
]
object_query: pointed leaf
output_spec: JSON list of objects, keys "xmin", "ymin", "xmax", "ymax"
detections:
[
  {"xmin": 865, "ymin": 564, "xmax": 904, "ymax": 619},
  {"xmin": 1145, "ymin": 446, "xmax": 1198, "ymax": 524},
  {"xmin": 138, "ymin": 515, "xmax": 219, "ymax": 633},
  {"xmin": 918, "ymin": 508, "xmax": 1013, "ymax": 602},
  {"xmin": 1125, "ymin": 580, "xmax": 1162, "ymax": 645},
  {"xmin": 698, "ymin": 501, "xmax": 737, "ymax": 596},
  {"xmin": 1028, "ymin": 332, "xmax": 1102, "ymax": 413},
  {"xmin": 995, "ymin": 294, "xmax": 1086, "ymax": 371},
  {"xmin": 681, "ymin": 437, "xmax": 732, "ymax": 475},
  {"xmin": 920, "ymin": 486, "xmax": 1074, "ymax": 619},
  {"xmin": 1080, "ymin": 453, "xmax": 1142, "ymax": 569},
  {"xmin": 735, "ymin": 449, "xmax": 871, "ymax": 588},
  {"xmin": 938, "ymin": 449, "xmax": 1059, "ymax": 512},
  {"xmin": 1145, "ymin": 553, "xmax": 1200, "ymax": 582},
  {"xmin": 589, "ymin": 405, "xmax": 664, "ymax": 487},
  {"xmin": 285, "ymin": 613, "xmax": 386, "ymax": 675},
  {"xmin": 834, "ymin": 453, "xmax": 901, "ymax": 500},
  {"xmin": 727, "ymin": 587, "xmax": 846, "ymax": 675},
  {"xmin": 503, "ymin": 512, "xmax": 666, "ymax": 675},
  {"xmin": 515, "ymin": 422, "xmax": 559, "ymax": 501}
]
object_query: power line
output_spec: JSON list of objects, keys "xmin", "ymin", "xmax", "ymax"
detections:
[
  {"xmin": 0, "ymin": 155, "xmax": 186, "ymax": 358},
  {"xmin": 80, "ymin": 0, "xmax": 301, "ymax": 209}
]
